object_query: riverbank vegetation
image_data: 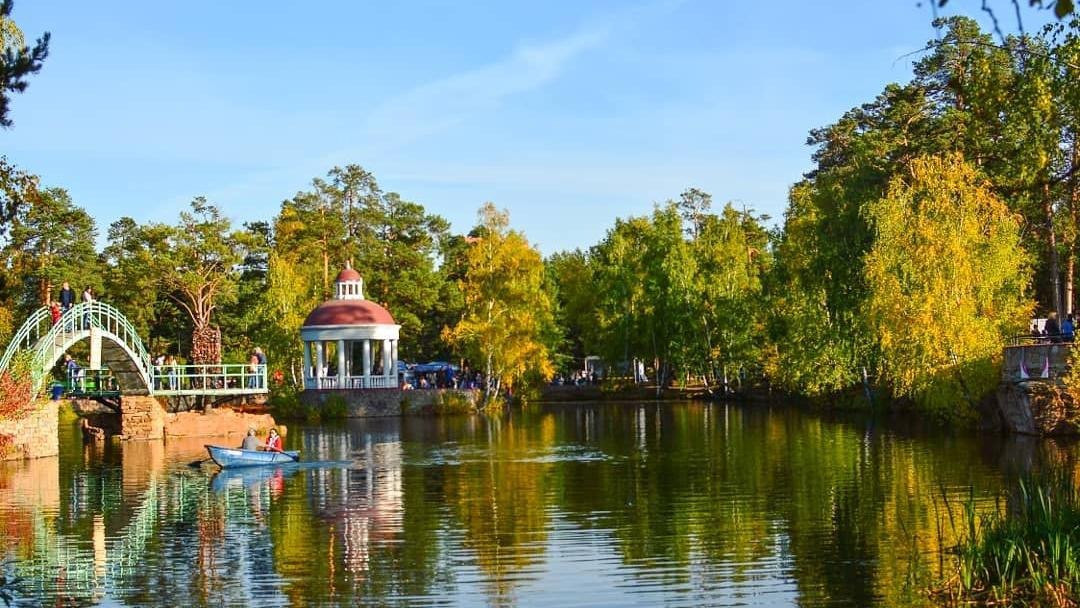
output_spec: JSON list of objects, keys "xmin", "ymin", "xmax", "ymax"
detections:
[
  {"xmin": 0, "ymin": 8, "xmax": 1078, "ymax": 421},
  {"xmin": 933, "ymin": 475, "xmax": 1080, "ymax": 606}
]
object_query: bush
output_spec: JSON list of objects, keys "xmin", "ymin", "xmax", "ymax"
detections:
[
  {"xmin": 0, "ymin": 352, "xmax": 34, "ymax": 422},
  {"xmin": 268, "ymin": 387, "xmax": 348, "ymax": 422}
]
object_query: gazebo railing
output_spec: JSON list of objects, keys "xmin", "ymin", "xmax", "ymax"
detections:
[{"xmin": 310, "ymin": 375, "xmax": 396, "ymax": 390}]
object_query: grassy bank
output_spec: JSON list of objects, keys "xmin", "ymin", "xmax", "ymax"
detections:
[{"xmin": 933, "ymin": 474, "xmax": 1080, "ymax": 606}]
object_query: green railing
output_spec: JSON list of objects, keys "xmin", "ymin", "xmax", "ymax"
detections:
[
  {"xmin": 152, "ymin": 363, "xmax": 267, "ymax": 396},
  {"xmin": 0, "ymin": 304, "xmax": 50, "ymax": 371}
]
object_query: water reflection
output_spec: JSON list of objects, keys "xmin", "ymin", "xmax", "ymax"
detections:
[{"xmin": 1, "ymin": 403, "xmax": 1076, "ymax": 606}]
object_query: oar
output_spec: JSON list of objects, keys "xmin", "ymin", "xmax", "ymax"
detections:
[
  {"xmin": 187, "ymin": 457, "xmax": 213, "ymax": 468},
  {"xmin": 271, "ymin": 450, "xmax": 300, "ymax": 462}
]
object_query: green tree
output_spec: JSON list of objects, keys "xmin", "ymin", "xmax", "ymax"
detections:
[
  {"xmin": 254, "ymin": 252, "xmax": 320, "ymax": 387},
  {"xmin": 443, "ymin": 204, "xmax": 555, "ymax": 400},
  {"xmin": 273, "ymin": 165, "xmax": 450, "ymax": 359},
  {"xmin": 153, "ymin": 198, "xmax": 248, "ymax": 364},
  {"xmin": 546, "ymin": 249, "xmax": 595, "ymax": 368},
  {"xmin": 863, "ymin": 154, "xmax": 1032, "ymax": 419},
  {"xmin": 3, "ymin": 186, "xmax": 100, "ymax": 313},
  {"xmin": 0, "ymin": 0, "xmax": 48, "ymax": 128}
]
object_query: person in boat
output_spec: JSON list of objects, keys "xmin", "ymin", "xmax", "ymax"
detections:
[
  {"xmin": 241, "ymin": 428, "xmax": 259, "ymax": 451},
  {"xmin": 265, "ymin": 428, "xmax": 282, "ymax": 452}
]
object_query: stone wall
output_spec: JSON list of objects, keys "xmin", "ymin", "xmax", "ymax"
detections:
[
  {"xmin": 120, "ymin": 396, "xmax": 165, "ymax": 440},
  {"xmin": 1002, "ymin": 344, "xmax": 1071, "ymax": 381},
  {"xmin": 163, "ymin": 407, "xmax": 279, "ymax": 439},
  {"xmin": 301, "ymin": 388, "xmax": 479, "ymax": 417},
  {"xmin": 0, "ymin": 400, "xmax": 59, "ymax": 461}
]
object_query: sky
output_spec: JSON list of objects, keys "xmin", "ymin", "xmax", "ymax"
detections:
[{"xmin": 0, "ymin": 1, "xmax": 1050, "ymax": 254}]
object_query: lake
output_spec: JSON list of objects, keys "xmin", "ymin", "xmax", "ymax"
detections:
[{"xmin": 0, "ymin": 401, "xmax": 1072, "ymax": 607}]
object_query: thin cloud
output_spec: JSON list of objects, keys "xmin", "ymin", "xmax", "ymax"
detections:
[{"xmin": 362, "ymin": 27, "xmax": 610, "ymax": 150}]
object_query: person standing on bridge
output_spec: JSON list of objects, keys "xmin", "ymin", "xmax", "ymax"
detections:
[
  {"xmin": 255, "ymin": 347, "xmax": 266, "ymax": 388},
  {"xmin": 247, "ymin": 351, "xmax": 259, "ymax": 389},
  {"xmin": 165, "ymin": 354, "xmax": 179, "ymax": 391},
  {"xmin": 265, "ymin": 428, "xmax": 282, "ymax": 452},
  {"xmin": 49, "ymin": 301, "xmax": 61, "ymax": 326},
  {"xmin": 81, "ymin": 287, "xmax": 93, "ymax": 330},
  {"xmin": 64, "ymin": 354, "xmax": 83, "ymax": 391},
  {"xmin": 59, "ymin": 282, "xmax": 75, "ymax": 313}
]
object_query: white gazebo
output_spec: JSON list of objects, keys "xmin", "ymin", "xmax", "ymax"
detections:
[{"xmin": 301, "ymin": 263, "xmax": 401, "ymax": 390}]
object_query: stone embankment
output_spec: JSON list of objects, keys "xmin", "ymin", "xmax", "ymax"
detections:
[
  {"xmin": 81, "ymin": 397, "xmax": 280, "ymax": 443},
  {"xmin": 0, "ymin": 400, "xmax": 58, "ymax": 460},
  {"xmin": 996, "ymin": 343, "xmax": 1078, "ymax": 435},
  {"xmin": 302, "ymin": 388, "xmax": 479, "ymax": 416}
]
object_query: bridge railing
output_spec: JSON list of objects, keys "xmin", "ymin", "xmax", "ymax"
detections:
[
  {"xmin": 0, "ymin": 305, "xmax": 50, "ymax": 372},
  {"xmin": 151, "ymin": 363, "xmax": 268, "ymax": 396}
]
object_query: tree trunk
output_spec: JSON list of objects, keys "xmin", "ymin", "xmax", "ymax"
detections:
[
  {"xmin": 1046, "ymin": 183, "xmax": 1062, "ymax": 318},
  {"xmin": 1068, "ymin": 138, "xmax": 1080, "ymax": 316},
  {"xmin": 1067, "ymin": 255, "xmax": 1075, "ymax": 317}
]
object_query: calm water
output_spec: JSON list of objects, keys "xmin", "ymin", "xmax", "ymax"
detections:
[{"xmin": 0, "ymin": 401, "xmax": 1075, "ymax": 607}]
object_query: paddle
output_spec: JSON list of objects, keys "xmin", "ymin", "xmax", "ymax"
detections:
[
  {"xmin": 271, "ymin": 449, "xmax": 299, "ymax": 462},
  {"xmin": 187, "ymin": 457, "xmax": 212, "ymax": 468}
]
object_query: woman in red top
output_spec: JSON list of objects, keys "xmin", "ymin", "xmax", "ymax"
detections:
[
  {"xmin": 49, "ymin": 302, "xmax": 61, "ymax": 325},
  {"xmin": 265, "ymin": 428, "xmax": 282, "ymax": 452}
]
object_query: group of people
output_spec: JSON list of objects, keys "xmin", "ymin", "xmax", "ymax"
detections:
[
  {"xmin": 401, "ymin": 370, "xmax": 482, "ymax": 390},
  {"xmin": 551, "ymin": 370, "xmax": 600, "ymax": 386},
  {"xmin": 1032, "ymin": 311, "xmax": 1076, "ymax": 343},
  {"xmin": 48, "ymin": 282, "xmax": 94, "ymax": 329},
  {"xmin": 240, "ymin": 427, "xmax": 282, "ymax": 452},
  {"xmin": 151, "ymin": 354, "xmax": 181, "ymax": 390}
]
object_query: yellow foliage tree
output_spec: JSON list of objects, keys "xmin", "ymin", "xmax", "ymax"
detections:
[
  {"xmin": 864, "ymin": 154, "xmax": 1032, "ymax": 418},
  {"xmin": 443, "ymin": 204, "xmax": 555, "ymax": 402}
]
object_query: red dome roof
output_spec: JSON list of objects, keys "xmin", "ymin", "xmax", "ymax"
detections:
[
  {"xmin": 303, "ymin": 299, "xmax": 396, "ymax": 327},
  {"xmin": 336, "ymin": 266, "xmax": 362, "ymax": 282}
]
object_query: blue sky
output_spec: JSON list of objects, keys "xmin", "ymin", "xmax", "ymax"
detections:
[{"xmin": 1, "ymin": 1, "xmax": 1043, "ymax": 253}]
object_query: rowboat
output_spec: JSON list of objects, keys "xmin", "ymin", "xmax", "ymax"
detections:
[{"xmin": 205, "ymin": 444, "xmax": 300, "ymax": 468}]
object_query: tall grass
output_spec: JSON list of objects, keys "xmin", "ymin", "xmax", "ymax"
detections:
[{"xmin": 934, "ymin": 473, "xmax": 1080, "ymax": 606}]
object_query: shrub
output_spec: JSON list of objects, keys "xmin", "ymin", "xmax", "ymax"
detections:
[{"xmin": 0, "ymin": 353, "xmax": 34, "ymax": 422}]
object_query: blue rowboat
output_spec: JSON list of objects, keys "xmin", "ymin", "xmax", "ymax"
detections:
[{"xmin": 205, "ymin": 444, "xmax": 300, "ymax": 468}]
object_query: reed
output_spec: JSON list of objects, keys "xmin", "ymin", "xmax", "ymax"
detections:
[{"xmin": 933, "ymin": 472, "xmax": 1080, "ymax": 606}]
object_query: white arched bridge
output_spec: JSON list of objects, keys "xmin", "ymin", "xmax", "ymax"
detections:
[{"xmin": 0, "ymin": 301, "xmax": 267, "ymax": 400}]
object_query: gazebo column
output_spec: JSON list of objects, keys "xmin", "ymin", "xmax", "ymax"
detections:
[
  {"xmin": 315, "ymin": 342, "xmax": 325, "ymax": 386},
  {"xmin": 391, "ymin": 340, "xmax": 399, "ymax": 382},
  {"xmin": 302, "ymin": 341, "xmax": 312, "ymax": 387},
  {"xmin": 362, "ymin": 340, "xmax": 372, "ymax": 388},
  {"xmin": 337, "ymin": 339, "xmax": 346, "ymax": 389},
  {"xmin": 382, "ymin": 339, "xmax": 392, "ymax": 383}
]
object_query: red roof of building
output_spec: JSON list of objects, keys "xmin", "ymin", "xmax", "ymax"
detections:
[
  {"xmin": 303, "ymin": 299, "xmax": 396, "ymax": 327},
  {"xmin": 336, "ymin": 266, "xmax": 362, "ymax": 282}
]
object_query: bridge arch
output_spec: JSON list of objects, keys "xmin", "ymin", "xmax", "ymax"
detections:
[{"xmin": 1, "ymin": 302, "xmax": 153, "ymax": 396}]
